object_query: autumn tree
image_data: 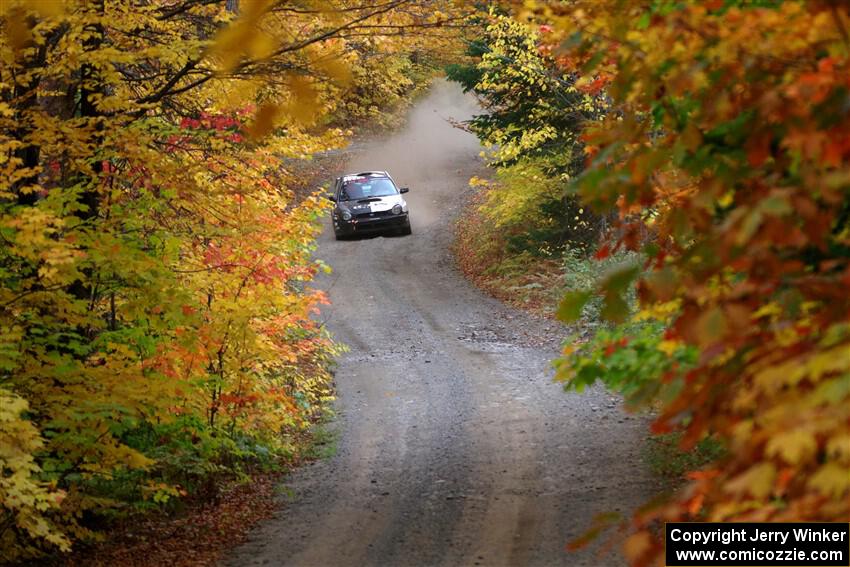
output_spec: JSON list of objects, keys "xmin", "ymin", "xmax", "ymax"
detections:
[
  {"xmin": 509, "ymin": 1, "xmax": 850, "ymax": 565},
  {"xmin": 447, "ymin": 7, "xmax": 607, "ymax": 264},
  {"xmin": 0, "ymin": 0, "xmax": 467, "ymax": 559}
]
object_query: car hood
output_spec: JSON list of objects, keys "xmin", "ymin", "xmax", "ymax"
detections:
[{"xmin": 338, "ymin": 194, "xmax": 406, "ymax": 214}]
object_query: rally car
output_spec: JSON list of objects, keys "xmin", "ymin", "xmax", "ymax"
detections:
[{"xmin": 327, "ymin": 171, "xmax": 412, "ymax": 239}]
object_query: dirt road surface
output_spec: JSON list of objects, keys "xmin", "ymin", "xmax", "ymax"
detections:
[{"xmin": 225, "ymin": 80, "xmax": 654, "ymax": 567}]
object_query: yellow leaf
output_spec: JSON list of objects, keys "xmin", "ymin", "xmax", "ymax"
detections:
[
  {"xmin": 246, "ymin": 103, "xmax": 280, "ymax": 139},
  {"xmin": 247, "ymin": 30, "xmax": 277, "ymax": 61},
  {"xmin": 4, "ymin": 9, "xmax": 33, "ymax": 51},
  {"xmin": 717, "ymin": 190, "xmax": 735, "ymax": 209},
  {"xmin": 30, "ymin": 0, "xmax": 65, "ymax": 17},
  {"xmin": 314, "ymin": 55, "xmax": 353, "ymax": 86},
  {"xmin": 753, "ymin": 302, "xmax": 781, "ymax": 319},
  {"xmin": 826, "ymin": 433, "xmax": 850, "ymax": 461},
  {"xmin": 807, "ymin": 345, "xmax": 850, "ymax": 381},
  {"xmin": 808, "ymin": 463, "xmax": 850, "ymax": 498},
  {"xmin": 765, "ymin": 430, "xmax": 817, "ymax": 465},
  {"xmin": 658, "ymin": 340, "xmax": 680, "ymax": 356},
  {"xmin": 211, "ymin": 24, "xmax": 251, "ymax": 72},
  {"xmin": 725, "ymin": 462, "xmax": 775, "ymax": 500},
  {"xmin": 281, "ymin": 75, "xmax": 319, "ymax": 125}
]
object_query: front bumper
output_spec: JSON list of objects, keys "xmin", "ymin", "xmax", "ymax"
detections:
[{"xmin": 334, "ymin": 212, "xmax": 409, "ymax": 235}]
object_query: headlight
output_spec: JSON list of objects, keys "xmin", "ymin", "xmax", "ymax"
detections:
[
  {"xmin": 341, "ymin": 210, "xmax": 352, "ymax": 221},
  {"xmin": 392, "ymin": 204, "xmax": 402, "ymax": 215}
]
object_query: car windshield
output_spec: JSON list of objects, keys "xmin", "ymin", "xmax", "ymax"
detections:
[{"xmin": 340, "ymin": 177, "xmax": 397, "ymax": 200}]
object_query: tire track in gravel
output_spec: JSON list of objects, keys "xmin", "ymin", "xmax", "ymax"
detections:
[{"xmin": 225, "ymin": 79, "xmax": 656, "ymax": 567}]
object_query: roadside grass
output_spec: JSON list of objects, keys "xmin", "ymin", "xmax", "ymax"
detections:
[
  {"xmin": 453, "ymin": 188, "xmax": 567, "ymax": 317},
  {"xmin": 645, "ymin": 433, "xmax": 727, "ymax": 481},
  {"xmin": 453, "ymin": 187, "xmax": 634, "ymax": 322},
  {"xmin": 305, "ymin": 411, "xmax": 340, "ymax": 461}
]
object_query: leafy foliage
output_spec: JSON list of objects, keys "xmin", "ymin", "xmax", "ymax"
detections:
[
  {"xmin": 516, "ymin": 0, "xmax": 850, "ymax": 564},
  {"xmin": 448, "ymin": 10, "xmax": 607, "ymax": 255},
  {"xmin": 0, "ymin": 389, "xmax": 69, "ymax": 559},
  {"xmin": 557, "ymin": 310, "xmax": 697, "ymax": 409},
  {"xmin": 0, "ymin": 0, "xmax": 466, "ymax": 558}
]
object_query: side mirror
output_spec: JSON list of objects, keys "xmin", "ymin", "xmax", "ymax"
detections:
[
  {"xmin": 325, "ymin": 193, "xmax": 336, "ymax": 202},
  {"xmin": 399, "ymin": 187, "xmax": 409, "ymax": 194}
]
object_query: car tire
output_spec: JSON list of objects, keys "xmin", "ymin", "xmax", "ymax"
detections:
[{"xmin": 399, "ymin": 222, "xmax": 412, "ymax": 236}]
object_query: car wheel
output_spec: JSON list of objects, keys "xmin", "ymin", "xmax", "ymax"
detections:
[{"xmin": 399, "ymin": 222, "xmax": 412, "ymax": 236}]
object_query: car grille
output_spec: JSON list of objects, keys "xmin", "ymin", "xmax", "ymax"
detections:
[{"xmin": 354, "ymin": 210, "xmax": 395, "ymax": 220}]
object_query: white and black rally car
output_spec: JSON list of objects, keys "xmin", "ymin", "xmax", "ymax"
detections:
[{"xmin": 327, "ymin": 171, "xmax": 412, "ymax": 239}]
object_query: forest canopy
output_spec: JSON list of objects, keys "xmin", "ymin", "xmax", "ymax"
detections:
[
  {"xmin": 0, "ymin": 0, "xmax": 466, "ymax": 559},
  {"xmin": 3, "ymin": 1, "xmax": 849, "ymax": 565}
]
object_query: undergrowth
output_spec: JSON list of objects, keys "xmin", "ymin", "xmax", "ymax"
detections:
[
  {"xmin": 454, "ymin": 184, "xmax": 631, "ymax": 322},
  {"xmin": 646, "ymin": 433, "xmax": 727, "ymax": 481}
]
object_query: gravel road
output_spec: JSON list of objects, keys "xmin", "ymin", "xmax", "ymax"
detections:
[{"xmin": 225, "ymin": 80, "xmax": 655, "ymax": 567}]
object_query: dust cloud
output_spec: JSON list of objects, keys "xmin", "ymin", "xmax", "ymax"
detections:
[{"xmin": 343, "ymin": 78, "xmax": 484, "ymax": 228}]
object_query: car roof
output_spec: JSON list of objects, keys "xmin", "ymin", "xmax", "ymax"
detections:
[{"xmin": 340, "ymin": 171, "xmax": 390, "ymax": 181}]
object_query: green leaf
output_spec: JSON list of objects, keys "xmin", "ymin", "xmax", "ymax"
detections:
[
  {"xmin": 557, "ymin": 290, "xmax": 592, "ymax": 322},
  {"xmin": 601, "ymin": 263, "xmax": 640, "ymax": 294},
  {"xmin": 601, "ymin": 291, "xmax": 630, "ymax": 323}
]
